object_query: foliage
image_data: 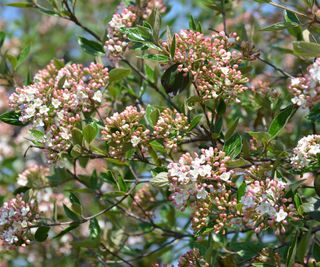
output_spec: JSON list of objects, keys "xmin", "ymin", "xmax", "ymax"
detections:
[{"xmin": 0, "ymin": 0, "xmax": 320, "ymax": 266}]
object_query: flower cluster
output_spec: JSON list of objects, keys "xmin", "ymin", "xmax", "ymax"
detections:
[
  {"xmin": 105, "ymin": 1, "xmax": 166, "ymax": 61},
  {"xmin": 0, "ymin": 195, "xmax": 37, "ymax": 248},
  {"xmin": 241, "ymin": 179, "xmax": 298, "ymax": 234},
  {"xmin": 153, "ymin": 108, "xmax": 190, "ymax": 150},
  {"xmin": 288, "ymin": 58, "xmax": 320, "ymax": 108},
  {"xmin": 178, "ymin": 249, "xmax": 209, "ymax": 267},
  {"xmin": 191, "ymin": 184, "xmax": 239, "ymax": 234},
  {"xmin": 17, "ymin": 165, "xmax": 50, "ymax": 188},
  {"xmin": 9, "ymin": 60, "xmax": 109, "ymax": 162},
  {"xmin": 142, "ymin": 0, "xmax": 166, "ymax": 19},
  {"xmin": 101, "ymin": 106, "xmax": 150, "ymax": 158},
  {"xmin": 105, "ymin": 6, "xmax": 137, "ymax": 61},
  {"xmin": 168, "ymin": 147, "xmax": 232, "ymax": 208},
  {"xmin": 162, "ymin": 30, "xmax": 249, "ymax": 101},
  {"xmin": 291, "ymin": 134, "xmax": 320, "ymax": 169}
]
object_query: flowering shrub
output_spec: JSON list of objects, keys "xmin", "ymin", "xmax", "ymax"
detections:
[{"xmin": 1, "ymin": 0, "xmax": 320, "ymax": 265}]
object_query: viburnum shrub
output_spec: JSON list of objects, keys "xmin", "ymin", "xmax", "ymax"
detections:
[{"xmin": 1, "ymin": 0, "xmax": 320, "ymax": 265}]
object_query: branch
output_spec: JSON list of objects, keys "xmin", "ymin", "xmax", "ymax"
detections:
[
  {"xmin": 257, "ymin": 56, "xmax": 294, "ymax": 79},
  {"xmin": 268, "ymin": 1, "xmax": 308, "ymax": 18},
  {"xmin": 60, "ymin": 0, "xmax": 102, "ymax": 42}
]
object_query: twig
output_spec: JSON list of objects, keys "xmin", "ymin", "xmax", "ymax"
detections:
[
  {"xmin": 61, "ymin": 0, "xmax": 101, "ymax": 42},
  {"xmin": 258, "ymin": 56, "xmax": 294, "ymax": 79},
  {"xmin": 268, "ymin": 1, "xmax": 308, "ymax": 18},
  {"xmin": 101, "ymin": 243, "xmax": 134, "ymax": 267},
  {"xmin": 221, "ymin": 0, "xmax": 227, "ymax": 34}
]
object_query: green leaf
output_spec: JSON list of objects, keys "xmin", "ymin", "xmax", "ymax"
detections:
[
  {"xmin": 71, "ymin": 128, "xmax": 83, "ymax": 145},
  {"xmin": 225, "ymin": 118, "xmax": 240, "ymax": 140},
  {"xmin": 145, "ymin": 105, "xmax": 159, "ymax": 128},
  {"xmin": 6, "ymin": 2, "xmax": 34, "ymax": 7},
  {"xmin": 83, "ymin": 123, "xmax": 98, "ymax": 144},
  {"xmin": 0, "ymin": 32, "xmax": 5, "ymax": 48},
  {"xmin": 100, "ymin": 170, "xmax": 116, "ymax": 184},
  {"xmin": 268, "ymin": 105, "xmax": 295, "ymax": 139},
  {"xmin": 34, "ymin": 226, "xmax": 50, "ymax": 242},
  {"xmin": 71, "ymin": 144, "xmax": 82, "ymax": 158},
  {"xmin": 109, "ymin": 68, "xmax": 131, "ymax": 83},
  {"xmin": 161, "ymin": 63, "xmax": 190, "ymax": 96},
  {"xmin": 293, "ymin": 41, "xmax": 320, "ymax": 57},
  {"xmin": 170, "ymin": 35, "xmax": 176, "ymax": 59},
  {"xmin": 148, "ymin": 8, "xmax": 161, "ymax": 40},
  {"xmin": 284, "ymin": 11, "xmax": 302, "ymax": 40},
  {"xmin": 186, "ymin": 95, "xmax": 200, "ymax": 110},
  {"xmin": 149, "ymin": 140, "xmax": 166, "ymax": 153},
  {"xmin": 150, "ymin": 172, "xmax": 168, "ymax": 188},
  {"xmin": 296, "ymin": 230, "xmax": 311, "ymax": 262},
  {"xmin": 63, "ymin": 204, "xmax": 80, "ymax": 221},
  {"xmin": 260, "ymin": 21, "xmax": 299, "ymax": 31},
  {"xmin": 248, "ymin": 131, "xmax": 271, "ymax": 146},
  {"xmin": 224, "ymin": 133, "xmax": 242, "ymax": 159},
  {"xmin": 89, "ymin": 218, "xmax": 101, "ymax": 239},
  {"xmin": 78, "ymin": 37, "xmax": 104, "ymax": 56},
  {"xmin": 188, "ymin": 115, "xmax": 202, "ymax": 131},
  {"xmin": 53, "ymin": 223, "xmax": 80, "ymax": 239},
  {"xmin": 116, "ymin": 174, "xmax": 127, "ymax": 192},
  {"xmin": 226, "ymin": 158, "xmax": 251, "ymax": 168},
  {"xmin": 7, "ymin": 54, "xmax": 17, "ymax": 70},
  {"xmin": 69, "ymin": 193, "xmax": 81, "ymax": 205},
  {"xmin": 286, "ymin": 232, "xmax": 298, "ymax": 267},
  {"xmin": 17, "ymin": 45, "xmax": 30, "ymax": 67},
  {"xmin": 237, "ymin": 182, "xmax": 246, "ymax": 202},
  {"xmin": 30, "ymin": 129, "xmax": 45, "ymax": 140},
  {"xmin": 139, "ymin": 54, "xmax": 169, "ymax": 62},
  {"xmin": 0, "ymin": 111, "xmax": 25, "ymax": 126}
]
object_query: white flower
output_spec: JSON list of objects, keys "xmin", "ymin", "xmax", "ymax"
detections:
[
  {"xmin": 198, "ymin": 164, "xmax": 212, "ymax": 177},
  {"xmin": 220, "ymin": 67, "xmax": 229, "ymax": 75},
  {"xmin": 57, "ymin": 110, "xmax": 64, "ymax": 120},
  {"xmin": 241, "ymin": 196, "xmax": 255, "ymax": 208},
  {"xmin": 20, "ymin": 206, "xmax": 30, "ymax": 216},
  {"xmin": 39, "ymin": 105, "xmax": 49, "ymax": 114},
  {"xmin": 92, "ymin": 90, "xmax": 103, "ymax": 103},
  {"xmin": 63, "ymin": 92, "xmax": 70, "ymax": 100},
  {"xmin": 309, "ymin": 144, "xmax": 320, "ymax": 155},
  {"xmin": 174, "ymin": 192, "xmax": 188, "ymax": 207},
  {"xmin": 35, "ymin": 119, "xmax": 45, "ymax": 127},
  {"xmin": 256, "ymin": 202, "xmax": 276, "ymax": 217},
  {"xmin": 52, "ymin": 98, "xmax": 61, "ymax": 109},
  {"xmin": 25, "ymin": 105, "xmax": 36, "ymax": 118},
  {"xmin": 17, "ymin": 175, "xmax": 28, "ymax": 187},
  {"xmin": 310, "ymin": 62, "xmax": 320, "ymax": 82},
  {"xmin": 196, "ymin": 188, "xmax": 208, "ymax": 199},
  {"xmin": 291, "ymin": 78, "xmax": 301, "ymax": 87},
  {"xmin": 33, "ymin": 98, "xmax": 43, "ymax": 107},
  {"xmin": 220, "ymin": 172, "xmax": 231, "ymax": 181},
  {"xmin": 275, "ymin": 208, "xmax": 288, "ymax": 222},
  {"xmin": 60, "ymin": 128, "xmax": 70, "ymax": 140},
  {"xmin": 291, "ymin": 95, "xmax": 306, "ymax": 107},
  {"xmin": 130, "ymin": 136, "xmax": 141, "ymax": 147}
]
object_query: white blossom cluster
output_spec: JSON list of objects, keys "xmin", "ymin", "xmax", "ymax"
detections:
[{"xmin": 291, "ymin": 134, "xmax": 320, "ymax": 169}]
